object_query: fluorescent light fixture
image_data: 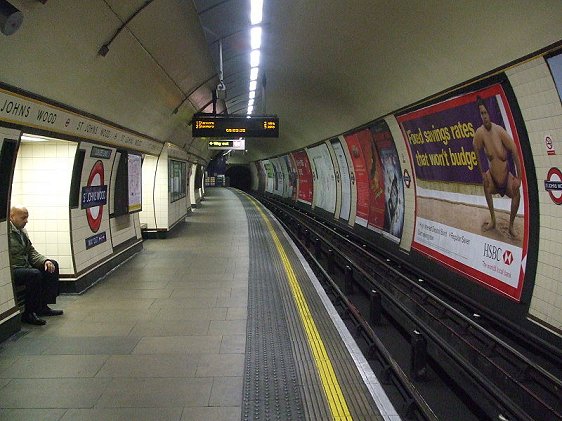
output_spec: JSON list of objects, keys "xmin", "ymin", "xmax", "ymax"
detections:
[
  {"xmin": 21, "ymin": 134, "xmax": 53, "ymax": 142},
  {"xmin": 247, "ymin": 105, "xmax": 254, "ymax": 114},
  {"xmin": 250, "ymin": 49, "xmax": 260, "ymax": 67},
  {"xmin": 250, "ymin": 67, "xmax": 259, "ymax": 81},
  {"xmin": 251, "ymin": 26, "xmax": 262, "ymax": 50},
  {"xmin": 250, "ymin": 0, "xmax": 263, "ymax": 24},
  {"xmin": 249, "ymin": 90, "xmax": 255, "ymax": 99},
  {"xmin": 249, "ymin": 80, "xmax": 257, "ymax": 91},
  {"xmin": 248, "ymin": 98, "xmax": 254, "ymax": 106}
]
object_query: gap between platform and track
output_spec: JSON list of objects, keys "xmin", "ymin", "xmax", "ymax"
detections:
[{"xmin": 247, "ymin": 194, "xmax": 353, "ymax": 421}]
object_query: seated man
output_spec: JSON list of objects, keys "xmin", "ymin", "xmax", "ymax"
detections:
[{"xmin": 9, "ymin": 206, "xmax": 63, "ymax": 325}]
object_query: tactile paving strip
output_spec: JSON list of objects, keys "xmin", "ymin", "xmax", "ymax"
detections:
[
  {"xmin": 240, "ymin": 193, "xmax": 384, "ymax": 420},
  {"xmin": 242, "ymin": 200, "xmax": 307, "ymax": 420}
]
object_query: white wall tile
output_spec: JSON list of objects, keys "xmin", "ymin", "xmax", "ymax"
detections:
[{"xmin": 507, "ymin": 57, "xmax": 562, "ymax": 331}]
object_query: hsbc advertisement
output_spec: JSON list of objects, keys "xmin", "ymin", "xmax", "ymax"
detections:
[{"xmin": 397, "ymin": 84, "xmax": 529, "ymax": 301}]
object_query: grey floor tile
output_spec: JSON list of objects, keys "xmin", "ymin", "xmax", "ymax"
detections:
[
  {"xmin": 95, "ymin": 377, "xmax": 212, "ymax": 408},
  {"xmin": 226, "ymin": 307, "xmax": 247, "ymax": 320},
  {"xmin": 167, "ymin": 279, "xmax": 245, "ymax": 289},
  {"xmin": 96, "ymin": 354, "xmax": 199, "ymax": 378},
  {"xmin": 149, "ymin": 297, "xmax": 218, "ymax": 309},
  {"xmin": 0, "ymin": 356, "xmax": 17, "ymax": 372},
  {"xmin": 0, "ymin": 355, "xmax": 108, "ymax": 378},
  {"xmin": 155, "ymin": 307, "xmax": 227, "ymax": 321},
  {"xmin": 41, "ymin": 337, "xmax": 140, "ymax": 355},
  {"xmin": 102, "ymin": 280, "xmax": 170, "ymax": 290},
  {"xmin": 61, "ymin": 408, "xmax": 183, "ymax": 421},
  {"xmin": 77, "ymin": 308, "xmax": 160, "ymax": 322},
  {"xmin": 0, "ymin": 408, "xmax": 67, "ymax": 421},
  {"xmin": 0, "ymin": 378, "xmax": 111, "ymax": 408},
  {"xmin": 216, "ymin": 294, "xmax": 248, "ymax": 307},
  {"xmin": 170, "ymin": 287, "xmax": 232, "ymax": 299},
  {"xmin": 220, "ymin": 335, "xmax": 246, "ymax": 354},
  {"xmin": 29, "ymin": 321, "xmax": 135, "ymax": 337},
  {"xmin": 195, "ymin": 354, "xmax": 244, "ymax": 377},
  {"xmin": 209, "ymin": 377, "xmax": 244, "ymax": 406},
  {"xmin": 0, "ymin": 336, "xmax": 50, "ymax": 356},
  {"xmin": 128, "ymin": 320, "xmax": 210, "ymax": 337},
  {"xmin": 132, "ymin": 336, "xmax": 222, "ymax": 354},
  {"xmin": 64, "ymin": 298, "xmax": 155, "ymax": 311},
  {"xmin": 180, "ymin": 406, "xmax": 241, "ymax": 421},
  {"xmin": 84, "ymin": 288, "xmax": 174, "ymax": 300},
  {"xmin": 208, "ymin": 320, "xmax": 246, "ymax": 335}
]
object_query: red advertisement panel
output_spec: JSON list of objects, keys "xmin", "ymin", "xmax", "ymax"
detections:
[
  {"xmin": 397, "ymin": 84, "xmax": 529, "ymax": 301},
  {"xmin": 343, "ymin": 130, "xmax": 371, "ymax": 226},
  {"xmin": 292, "ymin": 150, "xmax": 313, "ymax": 205},
  {"xmin": 362, "ymin": 131, "xmax": 386, "ymax": 231}
]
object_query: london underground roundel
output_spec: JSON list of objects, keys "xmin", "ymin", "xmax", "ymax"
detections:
[{"xmin": 81, "ymin": 160, "xmax": 108, "ymax": 233}]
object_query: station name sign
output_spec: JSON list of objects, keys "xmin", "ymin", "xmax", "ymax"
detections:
[{"xmin": 193, "ymin": 114, "xmax": 279, "ymax": 138}]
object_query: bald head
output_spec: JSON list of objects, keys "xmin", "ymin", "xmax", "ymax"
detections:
[{"xmin": 10, "ymin": 206, "xmax": 29, "ymax": 230}]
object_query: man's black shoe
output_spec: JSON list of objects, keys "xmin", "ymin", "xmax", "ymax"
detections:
[
  {"xmin": 37, "ymin": 306, "xmax": 63, "ymax": 317},
  {"xmin": 21, "ymin": 312, "xmax": 46, "ymax": 326}
]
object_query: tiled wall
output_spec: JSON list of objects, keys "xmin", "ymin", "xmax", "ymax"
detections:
[
  {"xmin": 11, "ymin": 140, "xmax": 76, "ymax": 274},
  {"xmin": 154, "ymin": 149, "xmax": 169, "ymax": 228},
  {"xmin": 140, "ymin": 154, "xmax": 158, "ymax": 228},
  {"xmin": 110, "ymin": 214, "xmax": 139, "ymax": 247},
  {"xmin": 507, "ymin": 58, "xmax": 562, "ymax": 332},
  {"xmin": 190, "ymin": 163, "xmax": 198, "ymax": 206},
  {"xmin": 140, "ymin": 148, "xmax": 191, "ymax": 231}
]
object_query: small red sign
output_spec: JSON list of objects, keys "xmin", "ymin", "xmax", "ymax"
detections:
[{"xmin": 545, "ymin": 135, "xmax": 556, "ymax": 156}]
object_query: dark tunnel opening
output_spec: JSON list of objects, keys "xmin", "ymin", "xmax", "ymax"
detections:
[{"xmin": 226, "ymin": 165, "xmax": 251, "ymax": 191}]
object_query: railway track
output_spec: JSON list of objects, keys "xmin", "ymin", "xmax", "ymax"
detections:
[{"xmin": 255, "ymin": 193, "xmax": 562, "ymax": 421}]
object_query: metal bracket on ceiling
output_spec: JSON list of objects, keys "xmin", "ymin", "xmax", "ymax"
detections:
[{"xmin": 98, "ymin": 0, "xmax": 155, "ymax": 57}]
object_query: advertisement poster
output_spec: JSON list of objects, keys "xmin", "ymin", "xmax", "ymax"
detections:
[
  {"xmin": 370, "ymin": 122, "xmax": 405, "ymax": 240},
  {"xmin": 283, "ymin": 154, "xmax": 298, "ymax": 201},
  {"xmin": 307, "ymin": 144, "xmax": 336, "ymax": 213},
  {"xmin": 343, "ymin": 129, "xmax": 371, "ymax": 226},
  {"xmin": 127, "ymin": 154, "xmax": 142, "ymax": 212},
  {"xmin": 255, "ymin": 161, "xmax": 265, "ymax": 192},
  {"xmin": 397, "ymin": 84, "xmax": 529, "ymax": 301},
  {"xmin": 278, "ymin": 156, "xmax": 291, "ymax": 198},
  {"xmin": 292, "ymin": 150, "xmax": 313, "ymax": 205},
  {"xmin": 331, "ymin": 138, "xmax": 352, "ymax": 221},
  {"xmin": 270, "ymin": 157, "xmax": 284, "ymax": 197},
  {"xmin": 262, "ymin": 160, "xmax": 275, "ymax": 193}
]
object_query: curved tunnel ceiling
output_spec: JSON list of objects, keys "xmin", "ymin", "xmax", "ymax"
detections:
[
  {"xmin": 215, "ymin": 1, "xmax": 562, "ymax": 163},
  {"xmin": 0, "ymin": 1, "xmax": 560, "ymax": 165}
]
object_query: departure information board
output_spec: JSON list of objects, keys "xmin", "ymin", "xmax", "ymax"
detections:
[{"xmin": 192, "ymin": 114, "xmax": 279, "ymax": 138}]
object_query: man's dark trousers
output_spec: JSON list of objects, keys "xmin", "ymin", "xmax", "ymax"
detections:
[{"xmin": 13, "ymin": 260, "xmax": 60, "ymax": 313}]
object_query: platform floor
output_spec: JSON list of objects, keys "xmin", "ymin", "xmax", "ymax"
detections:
[{"xmin": 0, "ymin": 188, "xmax": 398, "ymax": 420}]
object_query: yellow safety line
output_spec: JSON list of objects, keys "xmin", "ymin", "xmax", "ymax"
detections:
[{"xmin": 248, "ymin": 195, "xmax": 353, "ymax": 421}]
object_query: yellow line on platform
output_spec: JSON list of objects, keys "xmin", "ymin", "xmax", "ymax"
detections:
[{"xmin": 249, "ymin": 196, "xmax": 352, "ymax": 421}]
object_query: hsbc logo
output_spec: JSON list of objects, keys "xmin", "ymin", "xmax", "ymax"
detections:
[
  {"xmin": 483, "ymin": 243, "xmax": 513, "ymax": 266},
  {"xmin": 502, "ymin": 250, "xmax": 513, "ymax": 266}
]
